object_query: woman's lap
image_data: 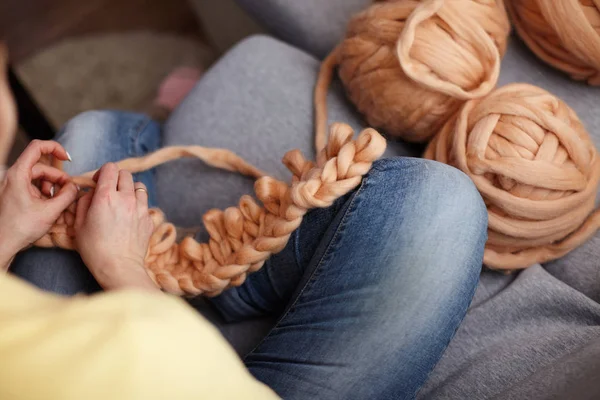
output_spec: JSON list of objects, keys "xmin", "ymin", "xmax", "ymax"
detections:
[
  {"xmin": 10, "ymin": 36, "xmax": 488, "ymax": 398},
  {"xmin": 8, "ymin": 107, "xmax": 487, "ymax": 398}
]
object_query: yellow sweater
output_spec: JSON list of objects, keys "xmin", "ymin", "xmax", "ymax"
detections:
[{"xmin": 0, "ymin": 275, "xmax": 279, "ymax": 400}]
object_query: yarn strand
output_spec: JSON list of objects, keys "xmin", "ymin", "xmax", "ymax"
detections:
[
  {"xmin": 315, "ymin": 46, "xmax": 341, "ymax": 154},
  {"xmin": 64, "ymin": 145, "xmax": 268, "ymax": 188},
  {"xmin": 36, "ymin": 123, "xmax": 387, "ymax": 296}
]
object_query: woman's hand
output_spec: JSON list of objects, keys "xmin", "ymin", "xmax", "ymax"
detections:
[
  {"xmin": 0, "ymin": 140, "xmax": 78, "ymax": 271},
  {"xmin": 74, "ymin": 162, "xmax": 158, "ymax": 291}
]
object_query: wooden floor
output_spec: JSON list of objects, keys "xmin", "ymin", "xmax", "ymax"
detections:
[{"xmin": 0, "ymin": 0, "xmax": 203, "ymax": 63}]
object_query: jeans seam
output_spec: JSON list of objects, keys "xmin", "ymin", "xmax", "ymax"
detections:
[
  {"xmin": 243, "ymin": 176, "xmax": 369, "ymax": 360},
  {"xmin": 292, "ymin": 227, "xmax": 302, "ymax": 274},
  {"xmin": 129, "ymin": 115, "xmax": 152, "ymax": 158}
]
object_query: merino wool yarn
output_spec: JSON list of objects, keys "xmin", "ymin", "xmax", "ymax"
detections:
[
  {"xmin": 507, "ymin": 0, "xmax": 600, "ymax": 85},
  {"xmin": 314, "ymin": 0, "xmax": 511, "ymax": 150},
  {"xmin": 36, "ymin": 124, "xmax": 387, "ymax": 296},
  {"xmin": 425, "ymin": 83, "xmax": 600, "ymax": 270}
]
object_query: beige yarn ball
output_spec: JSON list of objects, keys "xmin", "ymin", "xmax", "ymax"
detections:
[
  {"xmin": 315, "ymin": 0, "xmax": 510, "ymax": 149},
  {"xmin": 507, "ymin": 0, "xmax": 600, "ymax": 85},
  {"xmin": 425, "ymin": 83, "xmax": 600, "ymax": 270}
]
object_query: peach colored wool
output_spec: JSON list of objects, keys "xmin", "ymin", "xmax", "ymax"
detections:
[
  {"xmin": 39, "ymin": 125, "xmax": 386, "ymax": 297},
  {"xmin": 425, "ymin": 83, "xmax": 600, "ymax": 270},
  {"xmin": 507, "ymin": 0, "xmax": 600, "ymax": 85},
  {"xmin": 314, "ymin": 0, "xmax": 510, "ymax": 150}
]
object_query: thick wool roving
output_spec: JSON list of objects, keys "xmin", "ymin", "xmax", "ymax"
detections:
[
  {"xmin": 35, "ymin": 124, "xmax": 387, "ymax": 297},
  {"xmin": 507, "ymin": 0, "xmax": 600, "ymax": 85},
  {"xmin": 315, "ymin": 0, "xmax": 511, "ymax": 150},
  {"xmin": 425, "ymin": 83, "xmax": 600, "ymax": 270}
]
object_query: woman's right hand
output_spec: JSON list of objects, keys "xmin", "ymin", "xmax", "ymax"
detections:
[{"xmin": 74, "ymin": 162, "xmax": 158, "ymax": 292}]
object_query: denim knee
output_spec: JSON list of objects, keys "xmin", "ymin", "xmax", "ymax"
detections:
[
  {"xmin": 366, "ymin": 157, "xmax": 488, "ymax": 278},
  {"xmin": 57, "ymin": 110, "xmax": 160, "ymax": 176},
  {"xmin": 370, "ymin": 157, "xmax": 488, "ymax": 236}
]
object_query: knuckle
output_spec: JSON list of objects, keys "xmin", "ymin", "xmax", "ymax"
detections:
[
  {"xmin": 96, "ymin": 187, "xmax": 111, "ymax": 199},
  {"xmin": 121, "ymin": 194, "xmax": 136, "ymax": 210},
  {"xmin": 127, "ymin": 195, "xmax": 137, "ymax": 207}
]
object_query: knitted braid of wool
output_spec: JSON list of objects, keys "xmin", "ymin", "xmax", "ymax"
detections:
[
  {"xmin": 314, "ymin": 0, "xmax": 511, "ymax": 151},
  {"xmin": 33, "ymin": 124, "xmax": 387, "ymax": 296},
  {"xmin": 506, "ymin": 0, "xmax": 600, "ymax": 85},
  {"xmin": 425, "ymin": 83, "xmax": 600, "ymax": 270}
]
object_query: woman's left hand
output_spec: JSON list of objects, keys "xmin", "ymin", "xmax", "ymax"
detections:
[{"xmin": 0, "ymin": 140, "xmax": 78, "ymax": 268}]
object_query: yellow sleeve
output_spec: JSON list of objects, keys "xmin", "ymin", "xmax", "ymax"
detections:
[{"xmin": 0, "ymin": 275, "xmax": 279, "ymax": 400}]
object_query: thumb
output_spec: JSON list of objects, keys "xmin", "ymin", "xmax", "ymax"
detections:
[{"xmin": 46, "ymin": 182, "xmax": 79, "ymax": 215}]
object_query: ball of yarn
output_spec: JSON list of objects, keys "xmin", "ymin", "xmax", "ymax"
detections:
[
  {"xmin": 425, "ymin": 83, "xmax": 600, "ymax": 270},
  {"xmin": 507, "ymin": 0, "xmax": 600, "ymax": 85},
  {"xmin": 335, "ymin": 0, "xmax": 510, "ymax": 142}
]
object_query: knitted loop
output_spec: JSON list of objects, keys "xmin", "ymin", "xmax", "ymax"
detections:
[
  {"xmin": 507, "ymin": 0, "xmax": 600, "ymax": 85},
  {"xmin": 314, "ymin": 0, "xmax": 510, "ymax": 149},
  {"xmin": 33, "ymin": 123, "xmax": 387, "ymax": 296},
  {"xmin": 425, "ymin": 83, "xmax": 600, "ymax": 270}
]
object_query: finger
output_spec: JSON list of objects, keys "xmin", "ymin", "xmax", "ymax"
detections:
[
  {"xmin": 92, "ymin": 168, "xmax": 101, "ymax": 183},
  {"xmin": 134, "ymin": 182, "xmax": 149, "ymax": 212},
  {"xmin": 14, "ymin": 140, "xmax": 71, "ymax": 173},
  {"xmin": 95, "ymin": 163, "xmax": 119, "ymax": 193},
  {"xmin": 117, "ymin": 170, "xmax": 134, "ymax": 193},
  {"xmin": 45, "ymin": 182, "xmax": 79, "ymax": 216},
  {"xmin": 32, "ymin": 164, "xmax": 70, "ymax": 198},
  {"xmin": 40, "ymin": 180, "xmax": 54, "ymax": 197},
  {"xmin": 75, "ymin": 191, "xmax": 93, "ymax": 229},
  {"xmin": 31, "ymin": 164, "xmax": 70, "ymax": 185}
]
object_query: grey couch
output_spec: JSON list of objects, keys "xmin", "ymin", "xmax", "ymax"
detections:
[{"xmin": 168, "ymin": 1, "xmax": 600, "ymax": 399}]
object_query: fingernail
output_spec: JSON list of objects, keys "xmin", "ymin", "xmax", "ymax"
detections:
[
  {"xmin": 66, "ymin": 151, "xmax": 72, "ymax": 162},
  {"xmin": 50, "ymin": 186, "xmax": 55, "ymax": 198},
  {"xmin": 76, "ymin": 184, "xmax": 81, "ymax": 191}
]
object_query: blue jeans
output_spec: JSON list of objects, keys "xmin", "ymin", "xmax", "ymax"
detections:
[{"xmin": 11, "ymin": 111, "xmax": 488, "ymax": 400}]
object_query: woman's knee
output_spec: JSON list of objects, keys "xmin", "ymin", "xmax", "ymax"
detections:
[
  {"xmin": 361, "ymin": 157, "xmax": 488, "ymax": 288},
  {"xmin": 56, "ymin": 110, "xmax": 160, "ymax": 176},
  {"xmin": 58, "ymin": 110, "xmax": 120, "ymax": 143},
  {"xmin": 369, "ymin": 157, "xmax": 488, "ymax": 241},
  {"xmin": 349, "ymin": 159, "xmax": 487, "ymax": 338},
  {"xmin": 57, "ymin": 110, "xmax": 122, "ymax": 175}
]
